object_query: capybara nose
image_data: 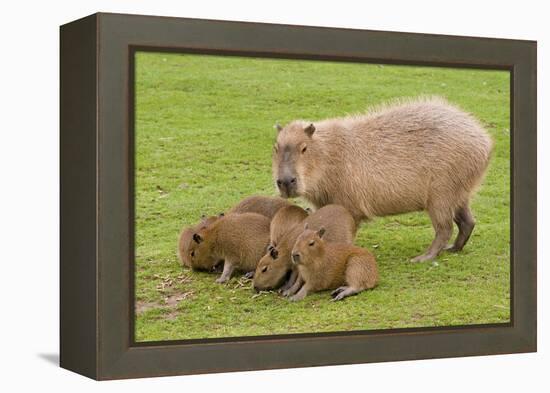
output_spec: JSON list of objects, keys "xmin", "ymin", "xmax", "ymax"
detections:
[
  {"xmin": 292, "ymin": 253, "xmax": 300, "ymax": 264},
  {"xmin": 253, "ymin": 285, "xmax": 260, "ymax": 293},
  {"xmin": 277, "ymin": 177, "xmax": 297, "ymax": 189}
]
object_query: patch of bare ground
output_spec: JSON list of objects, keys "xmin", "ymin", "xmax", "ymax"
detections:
[
  {"xmin": 163, "ymin": 291, "xmax": 195, "ymax": 307},
  {"xmin": 136, "ymin": 301, "xmax": 161, "ymax": 315},
  {"xmin": 136, "ymin": 273, "xmax": 195, "ymax": 318}
]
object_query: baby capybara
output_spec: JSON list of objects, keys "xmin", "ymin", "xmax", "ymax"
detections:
[
  {"xmin": 228, "ymin": 195, "xmax": 292, "ymax": 218},
  {"xmin": 290, "ymin": 226, "xmax": 378, "ymax": 301},
  {"xmin": 253, "ymin": 205, "xmax": 309, "ymax": 292},
  {"xmin": 253, "ymin": 204, "xmax": 356, "ymax": 292},
  {"xmin": 189, "ymin": 212, "xmax": 270, "ymax": 283},
  {"xmin": 178, "ymin": 195, "xmax": 291, "ymax": 270},
  {"xmin": 268, "ymin": 205, "xmax": 309, "ymax": 251},
  {"xmin": 273, "ymin": 97, "xmax": 493, "ymax": 262}
]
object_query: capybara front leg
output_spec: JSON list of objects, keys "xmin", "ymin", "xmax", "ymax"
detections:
[
  {"xmin": 411, "ymin": 207, "xmax": 453, "ymax": 263},
  {"xmin": 216, "ymin": 261, "xmax": 235, "ymax": 283},
  {"xmin": 279, "ymin": 269, "xmax": 298, "ymax": 293},
  {"xmin": 282, "ymin": 274, "xmax": 303, "ymax": 297},
  {"xmin": 447, "ymin": 204, "xmax": 475, "ymax": 252},
  {"xmin": 289, "ymin": 284, "xmax": 309, "ymax": 302}
]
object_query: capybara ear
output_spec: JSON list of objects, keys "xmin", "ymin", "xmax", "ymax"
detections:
[
  {"xmin": 274, "ymin": 123, "xmax": 283, "ymax": 133},
  {"xmin": 317, "ymin": 227, "xmax": 326, "ymax": 238},
  {"xmin": 192, "ymin": 233, "xmax": 203, "ymax": 244},
  {"xmin": 270, "ymin": 247, "xmax": 279, "ymax": 260},
  {"xmin": 267, "ymin": 244, "xmax": 274, "ymax": 252},
  {"xmin": 218, "ymin": 212, "xmax": 225, "ymax": 217},
  {"xmin": 304, "ymin": 123, "xmax": 316, "ymax": 137}
]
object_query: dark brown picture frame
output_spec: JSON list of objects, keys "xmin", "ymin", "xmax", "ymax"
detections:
[{"xmin": 60, "ymin": 12, "xmax": 537, "ymax": 380}]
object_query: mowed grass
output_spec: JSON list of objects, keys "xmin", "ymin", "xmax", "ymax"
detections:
[{"xmin": 134, "ymin": 52, "xmax": 510, "ymax": 341}]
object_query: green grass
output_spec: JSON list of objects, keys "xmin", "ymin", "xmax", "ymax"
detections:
[{"xmin": 134, "ymin": 52, "xmax": 510, "ymax": 341}]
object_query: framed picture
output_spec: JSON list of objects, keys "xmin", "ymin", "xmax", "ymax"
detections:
[{"xmin": 60, "ymin": 12, "xmax": 537, "ymax": 380}]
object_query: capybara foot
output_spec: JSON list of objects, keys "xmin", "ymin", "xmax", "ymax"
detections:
[
  {"xmin": 281, "ymin": 288, "xmax": 294, "ymax": 297},
  {"xmin": 215, "ymin": 276, "xmax": 229, "ymax": 284},
  {"xmin": 243, "ymin": 271, "xmax": 254, "ymax": 279},
  {"xmin": 331, "ymin": 287, "xmax": 347, "ymax": 298},
  {"xmin": 410, "ymin": 253, "xmax": 436, "ymax": 263},
  {"xmin": 331, "ymin": 286, "xmax": 360, "ymax": 301},
  {"xmin": 289, "ymin": 291, "xmax": 306, "ymax": 302},
  {"xmin": 444, "ymin": 244, "xmax": 461, "ymax": 253}
]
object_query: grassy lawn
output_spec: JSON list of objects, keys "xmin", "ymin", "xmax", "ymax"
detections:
[{"xmin": 134, "ymin": 52, "xmax": 510, "ymax": 341}]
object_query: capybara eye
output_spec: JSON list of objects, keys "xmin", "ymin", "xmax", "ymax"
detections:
[
  {"xmin": 261, "ymin": 266, "xmax": 268, "ymax": 273},
  {"xmin": 301, "ymin": 145, "xmax": 307, "ymax": 153},
  {"xmin": 190, "ymin": 251, "xmax": 195, "ymax": 257},
  {"xmin": 308, "ymin": 241, "xmax": 315, "ymax": 247}
]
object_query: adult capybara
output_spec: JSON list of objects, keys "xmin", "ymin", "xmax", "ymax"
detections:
[
  {"xmin": 273, "ymin": 97, "xmax": 493, "ymax": 262},
  {"xmin": 290, "ymin": 226, "xmax": 378, "ymax": 301},
  {"xmin": 177, "ymin": 195, "xmax": 291, "ymax": 270},
  {"xmin": 253, "ymin": 204, "xmax": 357, "ymax": 292},
  {"xmin": 189, "ymin": 213, "xmax": 271, "ymax": 283}
]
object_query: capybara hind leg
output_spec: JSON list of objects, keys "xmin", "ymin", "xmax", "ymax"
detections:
[
  {"xmin": 446, "ymin": 204, "xmax": 475, "ymax": 252},
  {"xmin": 216, "ymin": 261, "xmax": 235, "ymax": 283},
  {"xmin": 345, "ymin": 256, "xmax": 378, "ymax": 291},
  {"xmin": 411, "ymin": 205, "xmax": 453, "ymax": 263},
  {"xmin": 331, "ymin": 286, "xmax": 347, "ymax": 297},
  {"xmin": 331, "ymin": 286, "xmax": 361, "ymax": 301}
]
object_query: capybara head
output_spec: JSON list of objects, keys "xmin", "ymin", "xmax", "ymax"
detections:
[
  {"xmin": 178, "ymin": 215, "xmax": 221, "ymax": 269},
  {"xmin": 185, "ymin": 215, "xmax": 224, "ymax": 271},
  {"xmin": 188, "ymin": 230, "xmax": 219, "ymax": 271},
  {"xmin": 253, "ymin": 245, "xmax": 292, "ymax": 291},
  {"xmin": 272, "ymin": 121, "xmax": 320, "ymax": 198},
  {"xmin": 291, "ymin": 225, "xmax": 326, "ymax": 266},
  {"xmin": 178, "ymin": 227, "xmax": 195, "ymax": 268}
]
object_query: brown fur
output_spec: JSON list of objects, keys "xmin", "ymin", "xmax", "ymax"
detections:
[
  {"xmin": 253, "ymin": 204, "xmax": 357, "ymax": 291},
  {"xmin": 177, "ymin": 195, "xmax": 290, "ymax": 270},
  {"xmin": 273, "ymin": 97, "xmax": 493, "ymax": 262},
  {"xmin": 228, "ymin": 195, "xmax": 292, "ymax": 219},
  {"xmin": 177, "ymin": 215, "xmax": 219, "ymax": 269},
  {"xmin": 268, "ymin": 205, "xmax": 309, "ymax": 249},
  {"xmin": 289, "ymin": 228, "xmax": 378, "ymax": 301},
  {"xmin": 189, "ymin": 213, "xmax": 271, "ymax": 283}
]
